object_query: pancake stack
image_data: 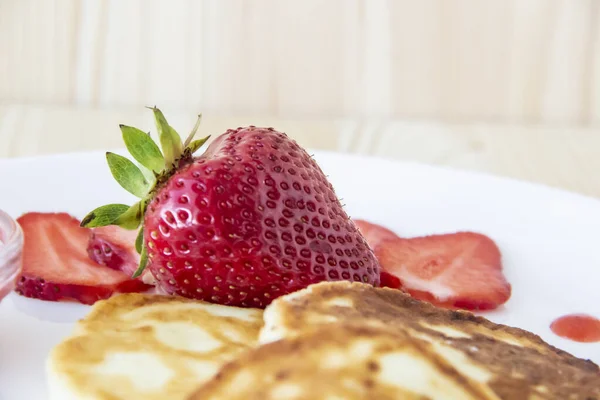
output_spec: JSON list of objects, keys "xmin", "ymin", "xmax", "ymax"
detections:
[{"xmin": 48, "ymin": 282, "xmax": 600, "ymax": 399}]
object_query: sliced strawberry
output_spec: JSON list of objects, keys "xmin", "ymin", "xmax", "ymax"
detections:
[
  {"xmin": 88, "ymin": 225, "xmax": 156, "ymax": 285},
  {"xmin": 376, "ymin": 232, "xmax": 511, "ymax": 310},
  {"xmin": 380, "ymin": 271, "xmax": 402, "ymax": 289},
  {"xmin": 353, "ymin": 219, "xmax": 400, "ymax": 251},
  {"xmin": 88, "ymin": 225, "xmax": 139, "ymax": 276},
  {"xmin": 15, "ymin": 212, "xmax": 151, "ymax": 305}
]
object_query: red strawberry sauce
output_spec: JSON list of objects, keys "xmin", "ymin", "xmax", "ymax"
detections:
[{"xmin": 550, "ymin": 314, "xmax": 600, "ymax": 343}]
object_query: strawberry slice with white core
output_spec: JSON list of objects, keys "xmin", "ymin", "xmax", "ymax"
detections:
[
  {"xmin": 88, "ymin": 225, "xmax": 156, "ymax": 285},
  {"xmin": 352, "ymin": 220, "xmax": 402, "ymax": 290},
  {"xmin": 15, "ymin": 212, "xmax": 151, "ymax": 305},
  {"xmin": 353, "ymin": 219, "xmax": 400, "ymax": 250},
  {"xmin": 376, "ymin": 232, "xmax": 511, "ymax": 310},
  {"xmin": 88, "ymin": 225, "xmax": 140, "ymax": 275}
]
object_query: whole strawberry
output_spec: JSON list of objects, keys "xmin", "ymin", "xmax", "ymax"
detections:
[{"xmin": 82, "ymin": 108, "xmax": 380, "ymax": 307}]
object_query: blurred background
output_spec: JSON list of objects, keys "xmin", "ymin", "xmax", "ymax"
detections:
[{"xmin": 1, "ymin": 0, "xmax": 599, "ymax": 196}]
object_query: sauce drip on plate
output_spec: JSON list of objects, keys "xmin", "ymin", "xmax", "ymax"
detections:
[{"xmin": 550, "ymin": 314, "xmax": 600, "ymax": 343}]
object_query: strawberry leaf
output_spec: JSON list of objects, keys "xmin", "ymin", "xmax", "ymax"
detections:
[
  {"xmin": 120, "ymin": 125, "xmax": 165, "ymax": 173},
  {"xmin": 113, "ymin": 202, "xmax": 143, "ymax": 230},
  {"xmin": 149, "ymin": 107, "xmax": 183, "ymax": 168},
  {"xmin": 106, "ymin": 152, "xmax": 150, "ymax": 198},
  {"xmin": 187, "ymin": 135, "xmax": 211, "ymax": 154},
  {"xmin": 132, "ymin": 244, "xmax": 148, "ymax": 278},
  {"xmin": 135, "ymin": 227, "xmax": 144, "ymax": 254},
  {"xmin": 137, "ymin": 161, "xmax": 157, "ymax": 187},
  {"xmin": 80, "ymin": 204, "xmax": 130, "ymax": 228}
]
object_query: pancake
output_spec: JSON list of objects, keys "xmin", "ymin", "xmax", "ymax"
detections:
[
  {"xmin": 260, "ymin": 281, "xmax": 600, "ymax": 399},
  {"xmin": 47, "ymin": 293, "xmax": 263, "ymax": 400},
  {"xmin": 188, "ymin": 324, "xmax": 488, "ymax": 400}
]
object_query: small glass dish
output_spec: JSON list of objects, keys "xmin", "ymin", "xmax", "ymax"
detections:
[{"xmin": 0, "ymin": 210, "xmax": 23, "ymax": 301}]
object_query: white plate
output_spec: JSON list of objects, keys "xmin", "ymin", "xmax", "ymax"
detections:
[{"xmin": 0, "ymin": 150, "xmax": 599, "ymax": 399}]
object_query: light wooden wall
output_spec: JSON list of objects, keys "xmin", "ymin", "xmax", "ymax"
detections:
[{"xmin": 1, "ymin": 0, "xmax": 599, "ymax": 125}]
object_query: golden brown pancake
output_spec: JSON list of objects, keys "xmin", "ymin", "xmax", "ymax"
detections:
[
  {"xmin": 189, "ymin": 324, "xmax": 489, "ymax": 400},
  {"xmin": 260, "ymin": 281, "xmax": 600, "ymax": 399},
  {"xmin": 47, "ymin": 293, "xmax": 263, "ymax": 400}
]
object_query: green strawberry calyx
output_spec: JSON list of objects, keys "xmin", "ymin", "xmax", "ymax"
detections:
[{"xmin": 81, "ymin": 107, "xmax": 210, "ymax": 277}]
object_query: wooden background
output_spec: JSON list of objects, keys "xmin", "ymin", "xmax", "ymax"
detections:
[
  {"xmin": 2, "ymin": 0, "xmax": 600, "ymax": 123},
  {"xmin": 1, "ymin": 0, "xmax": 600, "ymax": 197}
]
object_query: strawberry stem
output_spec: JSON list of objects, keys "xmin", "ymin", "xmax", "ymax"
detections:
[{"xmin": 184, "ymin": 113, "xmax": 203, "ymax": 148}]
